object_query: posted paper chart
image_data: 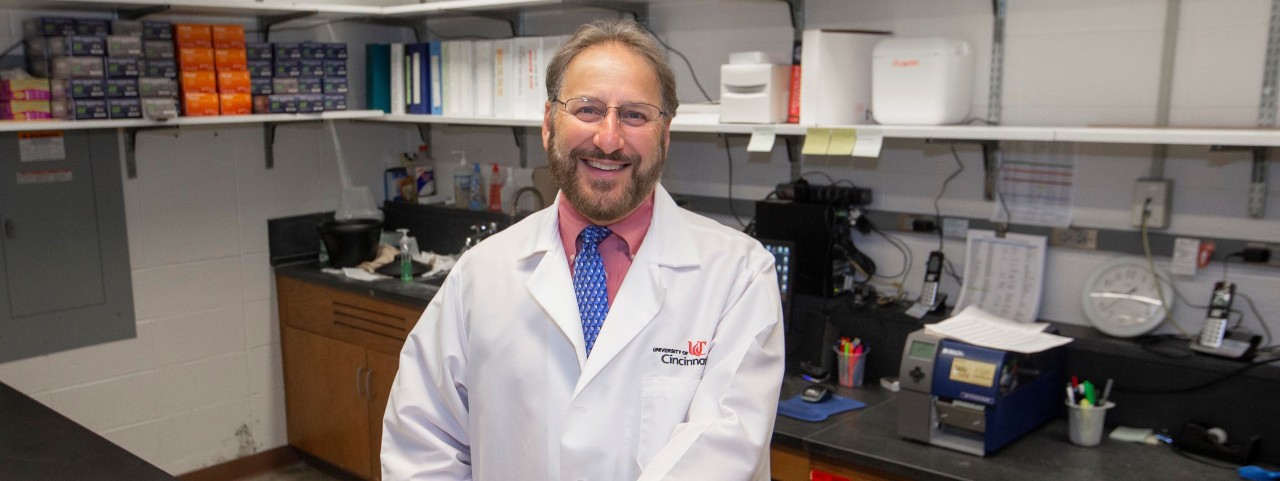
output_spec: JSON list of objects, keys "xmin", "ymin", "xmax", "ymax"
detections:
[
  {"xmin": 993, "ymin": 141, "xmax": 1076, "ymax": 228},
  {"xmin": 953, "ymin": 230, "xmax": 1047, "ymax": 323}
]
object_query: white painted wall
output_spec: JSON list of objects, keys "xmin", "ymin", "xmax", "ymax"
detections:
[{"xmin": 0, "ymin": 0, "xmax": 1277, "ymax": 475}]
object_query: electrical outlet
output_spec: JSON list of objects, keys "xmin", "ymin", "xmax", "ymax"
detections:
[
  {"xmin": 1131, "ymin": 179, "xmax": 1172, "ymax": 229},
  {"xmin": 1050, "ymin": 227, "xmax": 1098, "ymax": 250}
]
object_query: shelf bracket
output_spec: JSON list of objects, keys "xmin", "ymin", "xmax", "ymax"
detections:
[
  {"xmin": 784, "ymin": 136, "xmax": 802, "ymax": 181},
  {"xmin": 927, "ymin": 138, "xmax": 1000, "ymax": 201},
  {"xmin": 570, "ymin": 1, "xmax": 650, "ymax": 26},
  {"xmin": 123, "ymin": 126, "xmax": 175, "ymax": 179},
  {"xmin": 1210, "ymin": 145, "xmax": 1269, "ymax": 218},
  {"xmin": 512, "ymin": 127, "xmax": 529, "ymax": 168},
  {"xmin": 119, "ymin": 5, "xmax": 169, "ymax": 20},
  {"xmin": 417, "ymin": 124, "xmax": 431, "ymax": 146},
  {"xmin": 366, "ymin": 18, "xmax": 428, "ymax": 43},
  {"xmin": 259, "ymin": 12, "xmax": 317, "ymax": 43},
  {"xmin": 264, "ymin": 124, "xmax": 278, "ymax": 170},
  {"xmin": 782, "ymin": 0, "xmax": 804, "ymax": 35}
]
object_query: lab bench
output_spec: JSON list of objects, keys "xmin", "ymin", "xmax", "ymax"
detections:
[{"xmin": 271, "ymin": 266, "xmax": 1269, "ymax": 480}]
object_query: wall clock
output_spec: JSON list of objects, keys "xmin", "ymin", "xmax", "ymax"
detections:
[{"xmin": 1080, "ymin": 257, "xmax": 1172, "ymax": 338}]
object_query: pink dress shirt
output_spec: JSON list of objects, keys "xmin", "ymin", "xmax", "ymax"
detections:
[{"xmin": 557, "ymin": 194, "xmax": 655, "ymax": 306}]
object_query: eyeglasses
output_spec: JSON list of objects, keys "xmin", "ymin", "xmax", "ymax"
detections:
[{"xmin": 552, "ymin": 97, "xmax": 667, "ymax": 127}]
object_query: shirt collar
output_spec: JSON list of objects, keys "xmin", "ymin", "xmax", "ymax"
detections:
[{"xmin": 557, "ymin": 193, "xmax": 655, "ymax": 257}]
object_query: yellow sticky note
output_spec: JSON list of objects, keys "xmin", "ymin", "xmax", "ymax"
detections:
[
  {"xmin": 828, "ymin": 129, "xmax": 857, "ymax": 155},
  {"xmin": 802, "ymin": 128, "xmax": 831, "ymax": 155}
]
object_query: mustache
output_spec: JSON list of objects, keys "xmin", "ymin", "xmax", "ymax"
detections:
[{"xmin": 569, "ymin": 147, "xmax": 641, "ymax": 164}]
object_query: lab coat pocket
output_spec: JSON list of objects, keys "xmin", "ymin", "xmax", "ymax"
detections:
[{"xmin": 638, "ymin": 375, "xmax": 700, "ymax": 468}]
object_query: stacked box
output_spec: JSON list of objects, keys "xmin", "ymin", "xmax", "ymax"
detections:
[
  {"xmin": 101, "ymin": 23, "xmax": 144, "ymax": 120},
  {"xmin": 321, "ymin": 42, "xmax": 347, "ymax": 111},
  {"xmin": 136, "ymin": 20, "xmax": 177, "ymax": 119},
  {"xmin": 174, "ymin": 23, "xmax": 217, "ymax": 116},
  {"xmin": 1, "ymin": 78, "xmax": 52, "ymax": 120},
  {"xmin": 24, "ymin": 17, "xmax": 112, "ymax": 120},
  {"xmin": 248, "ymin": 42, "xmax": 276, "ymax": 113},
  {"xmin": 212, "ymin": 25, "xmax": 250, "ymax": 115}
]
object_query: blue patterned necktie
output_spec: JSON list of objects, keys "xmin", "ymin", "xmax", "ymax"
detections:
[{"xmin": 574, "ymin": 225, "xmax": 611, "ymax": 356}]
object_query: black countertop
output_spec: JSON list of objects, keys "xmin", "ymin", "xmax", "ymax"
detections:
[
  {"xmin": 274, "ymin": 266, "xmax": 1250, "ymax": 480},
  {"xmin": 773, "ymin": 377, "xmax": 1241, "ymax": 480},
  {"xmin": 274, "ymin": 261, "xmax": 438, "ymax": 308},
  {"xmin": 0, "ymin": 381, "xmax": 175, "ymax": 481}
]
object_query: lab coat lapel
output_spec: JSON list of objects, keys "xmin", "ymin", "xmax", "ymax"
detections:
[
  {"xmin": 573, "ymin": 185, "xmax": 701, "ymax": 396},
  {"xmin": 524, "ymin": 202, "xmax": 590, "ymax": 369}
]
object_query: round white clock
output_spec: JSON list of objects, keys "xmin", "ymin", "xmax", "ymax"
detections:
[{"xmin": 1080, "ymin": 257, "xmax": 1172, "ymax": 338}]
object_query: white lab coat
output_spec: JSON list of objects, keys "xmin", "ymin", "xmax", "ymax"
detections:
[{"xmin": 382, "ymin": 184, "xmax": 785, "ymax": 481}]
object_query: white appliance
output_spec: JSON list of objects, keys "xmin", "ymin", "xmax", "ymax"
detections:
[
  {"xmin": 719, "ymin": 51, "xmax": 789, "ymax": 124},
  {"xmin": 799, "ymin": 29, "xmax": 889, "ymax": 126},
  {"xmin": 872, "ymin": 38, "xmax": 973, "ymax": 125}
]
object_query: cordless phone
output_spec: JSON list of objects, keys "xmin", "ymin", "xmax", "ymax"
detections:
[
  {"xmin": 1190, "ymin": 281, "xmax": 1259, "ymax": 359},
  {"xmin": 918, "ymin": 251, "xmax": 944, "ymax": 308},
  {"xmin": 1196, "ymin": 281, "xmax": 1234, "ymax": 348}
]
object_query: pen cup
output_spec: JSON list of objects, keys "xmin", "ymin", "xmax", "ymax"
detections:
[
  {"xmin": 833, "ymin": 346, "xmax": 869, "ymax": 388},
  {"xmin": 1066, "ymin": 400, "xmax": 1114, "ymax": 447}
]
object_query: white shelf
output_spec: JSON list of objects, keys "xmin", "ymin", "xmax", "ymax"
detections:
[
  {"xmin": 1053, "ymin": 126, "xmax": 1280, "ymax": 147},
  {"xmin": 0, "ymin": 0, "xmax": 632, "ymax": 18},
  {"xmin": 375, "ymin": 114, "xmax": 542, "ymax": 128},
  {"xmin": 0, "ymin": 109, "xmax": 385, "ymax": 133},
  {"xmin": 10, "ymin": 111, "xmax": 1280, "ymax": 148}
]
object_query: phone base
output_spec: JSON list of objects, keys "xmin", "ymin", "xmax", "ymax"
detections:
[{"xmin": 1190, "ymin": 330, "xmax": 1261, "ymax": 360}]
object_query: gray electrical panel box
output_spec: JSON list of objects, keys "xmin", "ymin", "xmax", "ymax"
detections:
[{"xmin": 0, "ymin": 129, "xmax": 134, "ymax": 363}]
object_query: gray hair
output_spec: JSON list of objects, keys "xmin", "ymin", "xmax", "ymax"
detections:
[{"xmin": 545, "ymin": 19, "xmax": 678, "ymax": 118}]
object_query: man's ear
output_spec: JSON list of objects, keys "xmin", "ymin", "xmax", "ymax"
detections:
[{"xmin": 542, "ymin": 101, "xmax": 553, "ymax": 150}]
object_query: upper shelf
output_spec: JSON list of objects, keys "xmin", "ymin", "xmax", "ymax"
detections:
[
  {"xmin": 7, "ymin": 112, "xmax": 1280, "ymax": 147},
  {"xmin": 370, "ymin": 114, "xmax": 1280, "ymax": 147},
  {"xmin": 0, "ymin": 109, "xmax": 384, "ymax": 132},
  {"xmin": 0, "ymin": 0, "xmax": 640, "ymax": 19}
]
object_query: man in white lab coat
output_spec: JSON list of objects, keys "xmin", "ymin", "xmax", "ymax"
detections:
[{"xmin": 382, "ymin": 19, "xmax": 785, "ymax": 481}]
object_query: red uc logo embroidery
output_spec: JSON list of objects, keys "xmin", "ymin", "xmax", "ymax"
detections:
[{"xmin": 687, "ymin": 340, "xmax": 707, "ymax": 357}]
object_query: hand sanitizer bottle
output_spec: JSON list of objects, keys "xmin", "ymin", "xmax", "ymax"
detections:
[{"xmin": 397, "ymin": 228, "xmax": 413, "ymax": 282}]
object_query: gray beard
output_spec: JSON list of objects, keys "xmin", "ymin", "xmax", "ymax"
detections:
[{"xmin": 546, "ymin": 125, "xmax": 665, "ymax": 223}]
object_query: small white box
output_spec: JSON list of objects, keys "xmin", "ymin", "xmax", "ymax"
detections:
[
  {"xmin": 799, "ymin": 29, "xmax": 889, "ymax": 126},
  {"xmin": 720, "ymin": 58, "xmax": 789, "ymax": 124},
  {"xmin": 872, "ymin": 38, "xmax": 973, "ymax": 125}
]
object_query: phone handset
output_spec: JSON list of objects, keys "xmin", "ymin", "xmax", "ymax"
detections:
[
  {"xmin": 919, "ymin": 251, "xmax": 945, "ymax": 308},
  {"xmin": 1196, "ymin": 281, "xmax": 1234, "ymax": 348}
]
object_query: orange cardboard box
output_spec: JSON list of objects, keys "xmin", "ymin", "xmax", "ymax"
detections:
[
  {"xmin": 180, "ymin": 71, "xmax": 217, "ymax": 94},
  {"xmin": 182, "ymin": 92, "xmax": 219, "ymax": 116},
  {"xmin": 174, "ymin": 24, "xmax": 212, "ymax": 48},
  {"xmin": 214, "ymin": 48, "xmax": 248, "ymax": 71},
  {"xmin": 216, "ymin": 70, "xmax": 251, "ymax": 94},
  {"xmin": 178, "ymin": 47, "xmax": 215, "ymax": 71},
  {"xmin": 211, "ymin": 25, "xmax": 246, "ymax": 49},
  {"xmin": 219, "ymin": 93, "xmax": 251, "ymax": 115}
]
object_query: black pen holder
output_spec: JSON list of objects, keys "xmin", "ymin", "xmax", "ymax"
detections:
[{"xmin": 1175, "ymin": 423, "xmax": 1259, "ymax": 465}]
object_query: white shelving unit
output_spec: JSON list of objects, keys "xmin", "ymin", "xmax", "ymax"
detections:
[
  {"xmin": 366, "ymin": 114, "xmax": 1280, "ymax": 147},
  {"xmin": 0, "ymin": 109, "xmax": 385, "ymax": 133}
]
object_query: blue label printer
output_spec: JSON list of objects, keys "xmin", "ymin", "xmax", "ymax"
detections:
[{"xmin": 897, "ymin": 328, "xmax": 1064, "ymax": 456}]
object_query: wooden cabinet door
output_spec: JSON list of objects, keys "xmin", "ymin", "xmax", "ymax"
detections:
[
  {"xmin": 365, "ymin": 349, "xmax": 400, "ymax": 481},
  {"xmin": 282, "ymin": 326, "xmax": 372, "ymax": 479}
]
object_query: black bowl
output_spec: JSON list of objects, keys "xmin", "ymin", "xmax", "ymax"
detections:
[{"xmin": 318, "ymin": 219, "xmax": 382, "ymax": 268}]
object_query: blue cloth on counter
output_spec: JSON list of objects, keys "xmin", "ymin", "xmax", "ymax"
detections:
[
  {"xmin": 1240, "ymin": 466, "xmax": 1280, "ymax": 480},
  {"xmin": 777, "ymin": 394, "xmax": 866, "ymax": 422}
]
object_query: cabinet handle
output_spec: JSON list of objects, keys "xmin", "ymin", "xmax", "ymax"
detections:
[
  {"xmin": 4, "ymin": 219, "xmax": 12, "ymax": 239},
  {"xmin": 356, "ymin": 366, "xmax": 367, "ymax": 399},
  {"xmin": 363, "ymin": 369, "xmax": 373, "ymax": 401}
]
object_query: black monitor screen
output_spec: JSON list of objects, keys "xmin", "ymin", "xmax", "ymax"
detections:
[{"xmin": 758, "ymin": 238, "xmax": 795, "ymax": 316}]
